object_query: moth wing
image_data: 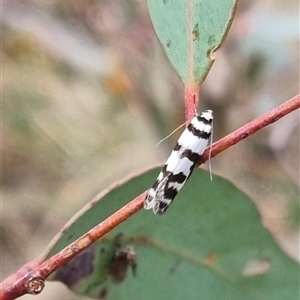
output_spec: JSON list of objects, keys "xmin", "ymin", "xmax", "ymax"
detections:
[
  {"xmin": 144, "ymin": 173, "xmax": 170, "ymax": 211},
  {"xmin": 165, "ymin": 151, "xmax": 194, "ymax": 178},
  {"xmin": 152, "ymin": 175, "xmax": 173, "ymax": 215},
  {"xmin": 178, "ymin": 130, "xmax": 210, "ymax": 155},
  {"xmin": 144, "ymin": 187, "xmax": 156, "ymax": 210}
]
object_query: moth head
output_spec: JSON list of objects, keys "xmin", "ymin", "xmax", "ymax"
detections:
[{"xmin": 201, "ymin": 110, "xmax": 213, "ymax": 122}]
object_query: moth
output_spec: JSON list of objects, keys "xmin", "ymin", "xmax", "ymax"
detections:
[{"xmin": 144, "ymin": 109, "xmax": 213, "ymax": 215}]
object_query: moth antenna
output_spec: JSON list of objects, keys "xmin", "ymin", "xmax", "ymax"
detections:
[
  {"xmin": 208, "ymin": 120, "xmax": 213, "ymax": 181},
  {"xmin": 155, "ymin": 121, "xmax": 187, "ymax": 147}
]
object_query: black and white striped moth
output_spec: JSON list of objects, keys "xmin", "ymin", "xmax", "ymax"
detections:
[{"xmin": 144, "ymin": 109, "xmax": 213, "ymax": 215}]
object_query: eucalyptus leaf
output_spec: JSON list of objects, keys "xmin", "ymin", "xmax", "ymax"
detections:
[
  {"xmin": 46, "ymin": 168, "xmax": 299, "ymax": 300},
  {"xmin": 147, "ymin": 0, "xmax": 237, "ymax": 85}
]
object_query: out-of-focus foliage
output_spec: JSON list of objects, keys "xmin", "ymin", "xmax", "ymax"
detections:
[{"xmin": 2, "ymin": 1, "xmax": 299, "ymax": 299}]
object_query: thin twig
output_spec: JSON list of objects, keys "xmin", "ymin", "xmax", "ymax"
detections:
[
  {"xmin": 200, "ymin": 94, "xmax": 300, "ymax": 163},
  {"xmin": 1, "ymin": 94, "xmax": 299, "ymax": 300}
]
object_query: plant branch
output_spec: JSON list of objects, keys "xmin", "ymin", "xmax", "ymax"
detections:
[
  {"xmin": 1, "ymin": 94, "xmax": 299, "ymax": 300},
  {"xmin": 184, "ymin": 85, "xmax": 200, "ymax": 121},
  {"xmin": 200, "ymin": 94, "xmax": 300, "ymax": 163}
]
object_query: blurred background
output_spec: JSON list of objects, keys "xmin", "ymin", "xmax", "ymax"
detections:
[{"xmin": 2, "ymin": 0, "xmax": 299, "ymax": 299}]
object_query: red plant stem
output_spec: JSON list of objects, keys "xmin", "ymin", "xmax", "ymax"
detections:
[
  {"xmin": 184, "ymin": 85, "xmax": 200, "ymax": 121},
  {"xmin": 1, "ymin": 94, "xmax": 299, "ymax": 300},
  {"xmin": 201, "ymin": 94, "xmax": 300, "ymax": 162},
  {"xmin": 0, "ymin": 192, "xmax": 146, "ymax": 300}
]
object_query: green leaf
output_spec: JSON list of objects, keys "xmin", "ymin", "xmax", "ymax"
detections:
[
  {"xmin": 147, "ymin": 0, "xmax": 237, "ymax": 85},
  {"xmin": 46, "ymin": 168, "xmax": 299, "ymax": 300}
]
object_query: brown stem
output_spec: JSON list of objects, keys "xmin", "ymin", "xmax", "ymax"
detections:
[{"xmin": 1, "ymin": 94, "xmax": 299, "ymax": 300}]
